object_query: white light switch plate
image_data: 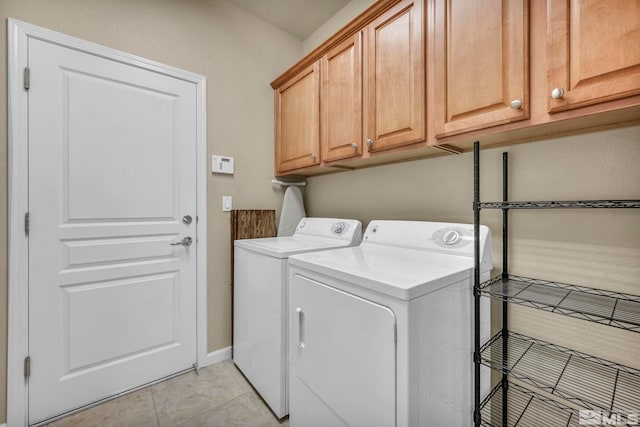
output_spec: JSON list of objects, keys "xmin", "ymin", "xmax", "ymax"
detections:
[
  {"xmin": 222, "ymin": 196, "xmax": 232, "ymax": 212},
  {"xmin": 212, "ymin": 155, "xmax": 234, "ymax": 174}
]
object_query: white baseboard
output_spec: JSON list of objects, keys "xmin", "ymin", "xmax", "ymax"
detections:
[
  {"xmin": 202, "ymin": 346, "xmax": 232, "ymax": 367},
  {"xmin": 0, "ymin": 423, "xmax": 7, "ymax": 427}
]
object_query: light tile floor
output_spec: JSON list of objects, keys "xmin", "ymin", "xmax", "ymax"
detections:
[{"xmin": 46, "ymin": 360, "xmax": 289, "ymax": 427}]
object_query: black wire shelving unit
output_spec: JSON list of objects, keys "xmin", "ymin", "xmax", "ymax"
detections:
[
  {"xmin": 480, "ymin": 331, "xmax": 640, "ymax": 414},
  {"xmin": 480, "ymin": 382, "xmax": 580, "ymax": 427},
  {"xmin": 479, "ymin": 275, "xmax": 640, "ymax": 332},
  {"xmin": 472, "ymin": 141, "xmax": 640, "ymax": 427}
]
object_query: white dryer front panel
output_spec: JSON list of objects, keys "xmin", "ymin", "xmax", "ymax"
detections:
[{"xmin": 290, "ymin": 274, "xmax": 397, "ymax": 427}]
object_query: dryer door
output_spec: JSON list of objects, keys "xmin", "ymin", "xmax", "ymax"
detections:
[{"xmin": 290, "ymin": 275, "xmax": 396, "ymax": 427}]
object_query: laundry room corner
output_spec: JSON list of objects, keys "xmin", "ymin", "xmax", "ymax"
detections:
[
  {"xmin": 1, "ymin": 0, "xmax": 305, "ymax": 423},
  {"xmin": 1, "ymin": 0, "xmax": 640, "ymax": 424}
]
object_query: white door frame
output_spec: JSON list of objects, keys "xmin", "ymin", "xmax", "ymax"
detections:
[{"xmin": 7, "ymin": 19, "xmax": 208, "ymax": 426}]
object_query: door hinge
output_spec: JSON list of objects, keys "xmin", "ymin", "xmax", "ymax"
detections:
[
  {"xmin": 24, "ymin": 356, "xmax": 31, "ymax": 380},
  {"xmin": 25, "ymin": 212, "xmax": 30, "ymax": 236},
  {"xmin": 23, "ymin": 67, "xmax": 30, "ymax": 90}
]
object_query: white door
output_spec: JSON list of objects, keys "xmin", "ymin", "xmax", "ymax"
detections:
[
  {"xmin": 27, "ymin": 37, "xmax": 197, "ymax": 424},
  {"xmin": 290, "ymin": 275, "xmax": 397, "ymax": 427}
]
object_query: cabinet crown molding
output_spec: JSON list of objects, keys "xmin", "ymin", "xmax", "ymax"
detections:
[{"xmin": 270, "ymin": 0, "xmax": 402, "ymax": 89}]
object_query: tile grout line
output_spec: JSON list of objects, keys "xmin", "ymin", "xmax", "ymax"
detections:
[
  {"xmin": 171, "ymin": 363, "xmax": 251, "ymax": 427},
  {"xmin": 149, "ymin": 384, "xmax": 162, "ymax": 427}
]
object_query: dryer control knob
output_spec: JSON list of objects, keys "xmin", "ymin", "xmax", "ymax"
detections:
[
  {"xmin": 443, "ymin": 230, "xmax": 461, "ymax": 245},
  {"xmin": 331, "ymin": 222, "xmax": 346, "ymax": 234}
]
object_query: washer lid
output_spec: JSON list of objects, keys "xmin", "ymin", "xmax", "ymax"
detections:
[
  {"xmin": 235, "ymin": 235, "xmax": 357, "ymax": 258},
  {"xmin": 234, "ymin": 217, "xmax": 362, "ymax": 258},
  {"xmin": 288, "ymin": 244, "xmax": 479, "ymax": 300}
]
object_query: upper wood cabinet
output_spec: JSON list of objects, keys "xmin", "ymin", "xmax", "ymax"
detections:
[
  {"xmin": 274, "ymin": 0, "xmax": 424, "ymax": 173},
  {"xmin": 274, "ymin": 62, "xmax": 321, "ymax": 174},
  {"xmin": 433, "ymin": 0, "xmax": 529, "ymax": 138},
  {"xmin": 547, "ymin": 0, "xmax": 640, "ymax": 113},
  {"xmin": 321, "ymin": 33, "xmax": 363, "ymax": 163},
  {"xmin": 364, "ymin": 0, "xmax": 425, "ymax": 153},
  {"xmin": 271, "ymin": 0, "xmax": 640, "ymax": 176}
]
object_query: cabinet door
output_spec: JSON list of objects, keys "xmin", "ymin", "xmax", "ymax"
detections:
[
  {"xmin": 433, "ymin": 0, "xmax": 528, "ymax": 138},
  {"xmin": 321, "ymin": 33, "xmax": 363, "ymax": 162},
  {"xmin": 364, "ymin": 0, "xmax": 425, "ymax": 153},
  {"xmin": 547, "ymin": 0, "xmax": 640, "ymax": 112},
  {"xmin": 275, "ymin": 62, "xmax": 321, "ymax": 174}
]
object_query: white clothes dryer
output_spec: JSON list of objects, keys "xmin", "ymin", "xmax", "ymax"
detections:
[
  {"xmin": 287, "ymin": 220, "xmax": 493, "ymax": 427},
  {"xmin": 233, "ymin": 217, "xmax": 362, "ymax": 418}
]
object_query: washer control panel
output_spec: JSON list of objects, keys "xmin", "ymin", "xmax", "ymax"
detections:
[
  {"xmin": 295, "ymin": 218, "xmax": 363, "ymax": 243},
  {"xmin": 297, "ymin": 220, "xmax": 347, "ymax": 235},
  {"xmin": 432, "ymin": 226, "xmax": 472, "ymax": 249},
  {"xmin": 361, "ymin": 221, "xmax": 491, "ymax": 268}
]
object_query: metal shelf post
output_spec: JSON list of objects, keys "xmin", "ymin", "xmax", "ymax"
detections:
[
  {"xmin": 473, "ymin": 141, "xmax": 481, "ymax": 427},
  {"xmin": 501, "ymin": 152, "xmax": 509, "ymax": 427}
]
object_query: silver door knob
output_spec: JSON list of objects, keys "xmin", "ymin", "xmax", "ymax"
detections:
[
  {"xmin": 510, "ymin": 99, "xmax": 522, "ymax": 110},
  {"xmin": 365, "ymin": 138, "xmax": 373, "ymax": 147},
  {"xmin": 551, "ymin": 87, "xmax": 565, "ymax": 99},
  {"xmin": 170, "ymin": 236, "xmax": 193, "ymax": 246},
  {"xmin": 351, "ymin": 143, "xmax": 358, "ymax": 150},
  {"xmin": 182, "ymin": 215, "xmax": 193, "ymax": 225}
]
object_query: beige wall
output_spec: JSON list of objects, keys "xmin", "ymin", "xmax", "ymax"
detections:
[
  {"xmin": 303, "ymin": 0, "xmax": 640, "ymax": 371},
  {"xmin": 305, "ymin": 126, "xmax": 640, "ymax": 369},
  {"xmin": 301, "ymin": 0, "xmax": 376, "ymax": 53},
  {"xmin": 0, "ymin": 0, "xmax": 302, "ymax": 421}
]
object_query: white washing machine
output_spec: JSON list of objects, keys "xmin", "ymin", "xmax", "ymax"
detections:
[
  {"xmin": 233, "ymin": 217, "xmax": 362, "ymax": 418},
  {"xmin": 287, "ymin": 220, "xmax": 493, "ymax": 427}
]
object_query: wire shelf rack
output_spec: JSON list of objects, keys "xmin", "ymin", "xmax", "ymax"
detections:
[
  {"xmin": 473, "ymin": 143, "xmax": 640, "ymax": 427},
  {"xmin": 478, "ymin": 200, "xmax": 640, "ymax": 209},
  {"xmin": 480, "ymin": 382, "xmax": 580, "ymax": 427},
  {"xmin": 480, "ymin": 331, "xmax": 640, "ymax": 414},
  {"xmin": 479, "ymin": 275, "xmax": 640, "ymax": 333},
  {"xmin": 480, "ymin": 381, "xmax": 640, "ymax": 427}
]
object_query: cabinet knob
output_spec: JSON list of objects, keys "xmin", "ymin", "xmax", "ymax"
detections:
[
  {"xmin": 310, "ymin": 154, "xmax": 317, "ymax": 161},
  {"xmin": 550, "ymin": 87, "xmax": 565, "ymax": 99},
  {"xmin": 510, "ymin": 99, "xmax": 523, "ymax": 110},
  {"xmin": 351, "ymin": 143, "xmax": 358, "ymax": 150},
  {"xmin": 365, "ymin": 138, "xmax": 373, "ymax": 147}
]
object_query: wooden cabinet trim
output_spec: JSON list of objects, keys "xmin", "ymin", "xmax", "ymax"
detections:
[
  {"xmin": 271, "ymin": 0, "xmax": 403, "ymax": 89},
  {"xmin": 321, "ymin": 32, "xmax": 363, "ymax": 163},
  {"xmin": 274, "ymin": 0, "xmax": 640, "ymax": 177},
  {"xmin": 274, "ymin": 61, "xmax": 321, "ymax": 174},
  {"xmin": 433, "ymin": 0, "xmax": 529, "ymax": 138},
  {"xmin": 363, "ymin": 0, "xmax": 426, "ymax": 153},
  {"xmin": 547, "ymin": 0, "xmax": 640, "ymax": 112}
]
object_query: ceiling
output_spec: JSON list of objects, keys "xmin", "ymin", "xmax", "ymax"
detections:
[{"xmin": 226, "ymin": 0, "xmax": 350, "ymax": 40}]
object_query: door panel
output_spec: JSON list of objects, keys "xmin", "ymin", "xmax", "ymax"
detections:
[
  {"xmin": 321, "ymin": 32, "xmax": 363, "ymax": 162},
  {"xmin": 62, "ymin": 235, "xmax": 175, "ymax": 268},
  {"xmin": 275, "ymin": 62, "xmax": 321, "ymax": 173},
  {"xmin": 65, "ymin": 273, "xmax": 178, "ymax": 371},
  {"xmin": 28, "ymin": 38, "xmax": 197, "ymax": 424},
  {"xmin": 64, "ymin": 70, "xmax": 178, "ymax": 220},
  {"xmin": 290, "ymin": 275, "xmax": 396, "ymax": 427},
  {"xmin": 547, "ymin": 0, "xmax": 640, "ymax": 112},
  {"xmin": 433, "ymin": 0, "xmax": 528, "ymax": 137},
  {"xmin": 364, "ymin": 0, "xmax": 425, "ymax": 153}
]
